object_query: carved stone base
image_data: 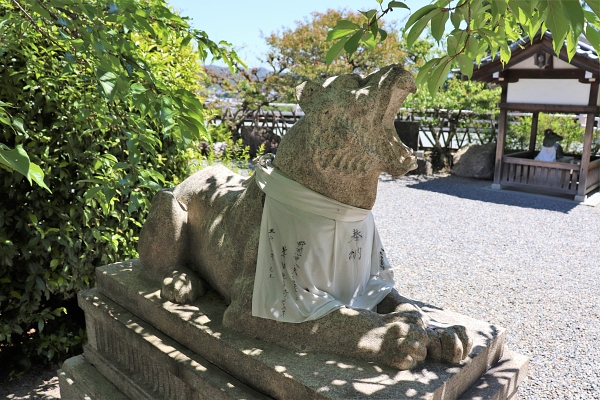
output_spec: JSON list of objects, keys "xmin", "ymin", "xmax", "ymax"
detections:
[{"xmin": 59, "ymin": 260, "xmax": 529, "ymax": 399}]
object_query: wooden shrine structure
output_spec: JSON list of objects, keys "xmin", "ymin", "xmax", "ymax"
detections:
[{"xmin": 466, "ymin": 32, "xmax": 599, "ymax": 202}]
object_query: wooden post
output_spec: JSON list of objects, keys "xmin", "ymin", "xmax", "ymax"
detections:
[
  {"xmin": 575, "ymin": 113, "xmax": 595, "ymax": 201},
  {"xmin": 575, "ymin": 82, "xmax": 599, "ymax": 201},
  {"xmin": 529, "ymin": 112, "xmax": 539, "ymax": 152},
  {"xmin": 492, "ymin": 107, "xmax": 508, "ymax": 189}
]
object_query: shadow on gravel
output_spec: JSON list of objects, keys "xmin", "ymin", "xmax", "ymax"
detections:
[
  {"xmin": 0, "ymin": 365, "xmax": 61, "ymax": 399},
  {"xmin": 403, "ymin": 175, "xmax": 579, "ymax": 213}
]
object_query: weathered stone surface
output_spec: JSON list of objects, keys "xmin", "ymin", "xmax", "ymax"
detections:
[
  {"xmin": 161, "ymin": 267, "xmax": 206, "ymax": 304},
  {"xmin": 459, "ymin": 350, "xmax": 529, "ymax": 400},
  {"xmin": 78, "ymin": 286, "xmax": 268, "ymax": 400},
  {"xmin": 83, "ymin": 261, "xmax": 516, "ymax": 399},
  {"xmin": 59, "ymin": 355, "xmax": 129, "ymax": 400},
  {"xmin": 137, "ymin": 189, "xmax": 188, "ymax": 282},
  {"xmin": 452, "ymin": 143, "xmax": 496, "ymax": 180},
  {"xmin": 135, "ymin": 66, "xmax": 478, "ymax": 371}
]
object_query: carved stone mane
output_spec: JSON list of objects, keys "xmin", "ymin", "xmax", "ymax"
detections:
[{"xmin": 273, "ymin": 65, "xmax": 417, "ymax": 209}]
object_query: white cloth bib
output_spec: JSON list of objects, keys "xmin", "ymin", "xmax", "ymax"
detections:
[
  {"xmin": 251, "ymin": 156, "xmax": 395, "ymax": 323},
  {"xmin": 535, "ymin": 146, "xmax": 557, "ymax": 162}
]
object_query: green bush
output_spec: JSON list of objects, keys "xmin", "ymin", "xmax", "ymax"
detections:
[
  {"xmin": 506, "ymin": 115, "xmax": 533, "ymax": 151},
  {"xmin": 0, "ymin": 3, "xmax": 206, "ymax": 370},
  {"xmin": 505, "ymin": 114, "xmax": 585, "ymax": 153},
  {"xmin": 538, "ymin": 113, "xmax": 585, "ymax": 153}
]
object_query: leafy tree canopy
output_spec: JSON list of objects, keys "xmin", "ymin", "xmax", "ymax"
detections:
[
  {"xmin": 1, "ymin": 0, "xmax": 243, "ymax": 189},
  {"xmin": 328, "ymin": 0, "xmax": 600, "ymax": 95},
  {"xmin": 207, "ymin": 9, "xmax": 433, "ymax": 108},
  {"xmin": 0, "ymin": 0, "xmax": 237, "ymax": 367}
]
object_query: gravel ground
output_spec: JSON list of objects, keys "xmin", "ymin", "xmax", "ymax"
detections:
[
  {"xmin": 373, "ymin": 174, "xmax": 600, "ymax": 400},
  {"xmin": 3, "ymin": 173, "xmax": 599, "ymax": 399},
  {"xmin": 0, "ymin": 365, "xmax": 60, "ymax": 399}
]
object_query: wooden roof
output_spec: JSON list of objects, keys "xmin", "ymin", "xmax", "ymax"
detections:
[{"xmin": 468, "ymin": 31, "xmax": 599, "ymax": 83}]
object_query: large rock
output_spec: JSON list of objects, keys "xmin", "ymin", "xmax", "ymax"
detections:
[{"xmin": 452, "ymin": 142, "xmax": 496, "ymax": 179}]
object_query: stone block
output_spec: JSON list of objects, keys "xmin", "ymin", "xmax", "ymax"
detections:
[
  {"xmin": 459, "ymin": 350, "xmax": 529, "ymax": 400},
  {"xmin": 78, "ymin": 288, "xmax": 268, "ymax": 400},
  {"xmin": 78, "ymin": 260, "xmax": 524, "ymax": 399},
  {"xmin": 58, "ymin": 355, "xmax": 128, "ymax": 400}
]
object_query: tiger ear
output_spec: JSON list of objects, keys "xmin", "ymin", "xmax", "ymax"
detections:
[{"xmin": 295, "ymin": 81, "xmax": 323, "ymax": 114}]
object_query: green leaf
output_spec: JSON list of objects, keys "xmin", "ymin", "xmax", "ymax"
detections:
[
  {"xmin": 457, "ymin": 53, "xmax": 474, "ymax": 78},
  {"xmin": 132, "ymin": 14, "xmax": 156, "ymax": 38},
  {"xmin": 427, "ymin": 56, "xmax": 452, "ymax": 96},
  {"xmin": 475, "ymin": 40, "xmax": 488, "ymax": 66},
  {"xmin": 130, "ymin": 83, "xmax": 147, "ymax": 96},
  {"xmin": 330, "ymin": 20, "xmax": 361, "ymax": 30},
  {"xmin": 12, "ymin": 118, "xmax": 27, "ymax": 135},
  {"xmin": 583, "ymin": 10, "xmax": 600, "ymax": 26},
  {"xmin": 0, "ymin": 112, "xmax": 11, "ymax": 126},
  {"xmin": 38, "ymin": 318, "xmax": 44, "ymax": 333},
  {"xmin": 525, "ymin": 13, "xmax": 544, "ymax": 41},
  {"xmin": 76, "ymin": 178, "xmax": 104, "ymax": 184},
  {"xmin": 447, "ymin": 30, "xmax": 467, "ymax": 56},
  {"xmin": 561, "ymin": 0, "xmax": 585, "ymax": 39},
  {"xmin": 344, "ymin": 30, "xmax": 363, "ymax": 56},
  {"xmin": 102, "ymin": 154, "xmax": 118, "ymax": 163},
  {"xmin": 431, "ymin": 10, "xmax": 449, "ymax": 42},
  {"xmin": 84, "ymin": 186, "xmax": 102, "ymax": 200},
  {"xmin": 387, "ymin": 1, "xmax": 409, "ymax": 9},
  {"xmin": 585, "ymin": 0, "xmax": 600, "ymax": 19},
  {"xmin": 361, "ymin": 32, "xmax": 377, "ymax": 51},
  {"xmin": 407, "ymin": 9, "xmax": 438, "ymax": 48},
  {"xmin": 0, "ymin": 144, "xmax": 30, "ymax": 178},
  {"xmin": 178, "ymin": 116, "xmax": 201, "ymax": 142},
  {"xmin": 491, "ymin": 0, "xmax": 508, "ymax": 19},
  {"xmin": 359, "ymin": 10, "xmax": 377, "ymax": 20},
  {"xmin": 508, "ymin": 0, "xmax": 535, "ymax": 16},
  {"xmin": 566, "ymin": 31, "xmax": 578, "ymax": 61},
  {"xmin": 126, "ymin": 138, "xmax": 141, "ymax": 166},
  {"xmin": 28, "ymin": 163, "xmax": 50, "ymax": 192},
  {"xmin": 378, "ymin": 28, "xmax": 388, "ymax": 42},
  {"xmin": 10, "ymin": 291, "xmax": 21, "ymax": 300},
  {"xmin": 326, "ymin": 28, "xmax": 357, "ymax": 41},
  {"xmin": 543, "ymin": 0, "xmax": 570, "ymax": 55},
  {"xmin": 370, "ymin": 18, "xmax": 379, "ymax": 39},
  {"xmin": 466, "ymin": 37, "xmax": 479, "ymax": 58},
  {"xmin": 103, "ymin": 187, "xmax": 116, "ymax": 202},
  {"xmin": 585, "ymin": 24, "xmax": 600, "ymax": 53},
  {"xmin": 450, "ymin": 8, "xmax": 463, "ymax": 29},
  {"xmin": 415, "ymin": 58, "xmax": 439, "ymax": 86},
  {"xmin": 95, "ymin": 68, "xmax": 117, "ymax": 101},
  {"xmin": 405, "ymin": 4, "xmax": 438, "ymax": 29}
]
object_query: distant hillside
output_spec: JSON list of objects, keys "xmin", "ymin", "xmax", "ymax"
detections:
[
  {"xmin": 205, "ymin": 65, "xmax": 271, "ymax": 79},
  {"xmin": 204, "ymin": 65, "xmax": 272, "ymax": 102}
]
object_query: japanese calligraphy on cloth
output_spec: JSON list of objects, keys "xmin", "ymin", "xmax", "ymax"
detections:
[{"xmin": 251, "ymin": 156, "xmax": 395, "ymax": 323}]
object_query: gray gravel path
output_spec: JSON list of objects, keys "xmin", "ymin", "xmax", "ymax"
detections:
[{"xmin": 373, "ymin": 173, "xmax": 600, "ymax": 400}]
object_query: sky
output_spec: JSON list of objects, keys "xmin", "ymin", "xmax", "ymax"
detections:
[{"xmin": 167, "ymin": 0, "xmax": 433, "ymax": 67}]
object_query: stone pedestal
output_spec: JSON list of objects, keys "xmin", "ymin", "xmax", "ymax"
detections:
[{"xmin": 59, "ymin": 260, "xmax": 528, "ymax": 399}]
